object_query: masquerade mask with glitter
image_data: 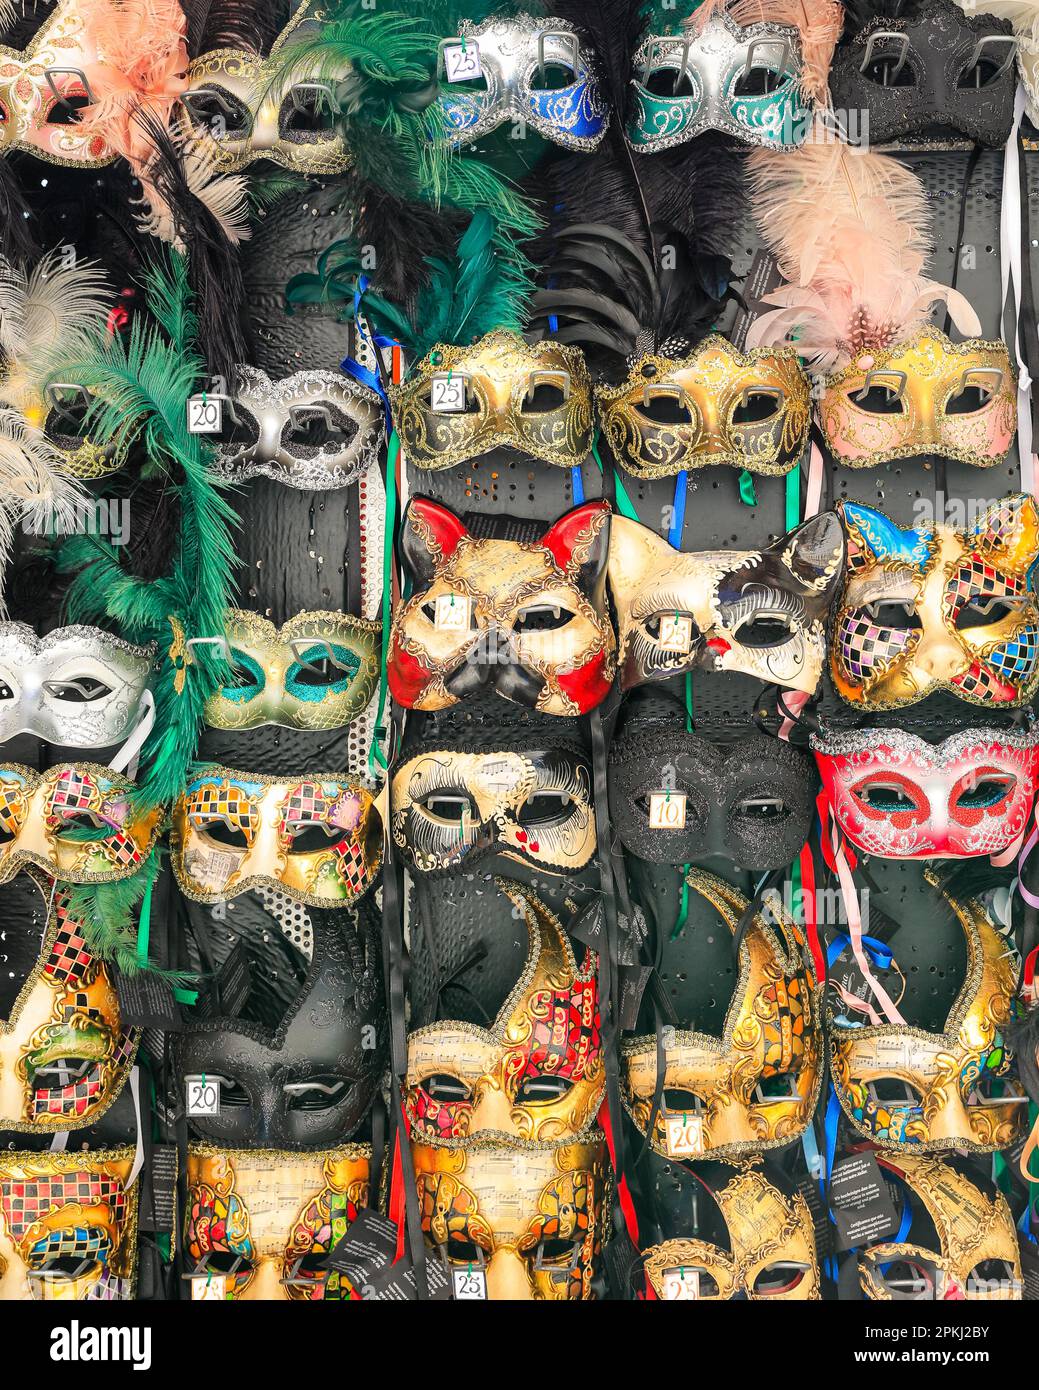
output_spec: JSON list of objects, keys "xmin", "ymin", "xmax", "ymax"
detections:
[
  {"xmin": 436, "ymin": 15, "xmax": 607, "ymax": 150},
  {"xmin": 212, "ymin": 367, "xmax": 384, "ymax": 489},
  {"xmin": 0, "ymin": 764, "xmax": 162, "ymax": 884},
  {"xmin": 857, "ymin": 1152, "xmax": 1022, "ymax": 1300},
  {"xmin": 389, "ymin": 331, "xmax": 593, "ymax": 472},
  {"xmin": 0, "ymin": 1146, "xmax": 138, "ymax": 1301},
  {"xmin": 172, "ymin": 768, "xmax": 381, "ymax": 907},
  {"xmin": 813, "ymin": 722, "xmax": 1039, "ymax": 860},
  {"xmin": 0, "ymin": 623, "xmax": 153, "ymax": 748},
  {"xmin": 390, "ymin": 497, "xmax": 615, "ymax": 716},
  {"xmin": 832, "ymin": 496, "xmax": 1039, "ymax": 710},
  {"xmin": 829, "ymin": 0, "xmax": 1018, "ymax": 148},
  {"xmin": 828, "ymin": 888, "xmax": 1025, "ymax": 1151},
  {"xmin": 204, "ymin": 609, "xmax": 380, "ymax": 732},
  {"xmin": 413, "ymin": 1132, "xmax": 610, "ymax": 1300},
  {"xmin": 608, "ymin": 511, "xmax": 844, "ymax": 694},
  {"xmin": 0, "ymin": 871, "xmax": 136, "ymax": 1132},
  {"xmin": 177, "ymin": 909, "xmax": 386, "ymax": 1149},
  {"xmin": 184, "ymin": 1145, "xmax": 370, "ymax": 1300},
  {"xmin": 405, "ymin": 885, "xmax": 602, "ymax": 1145},
  {"xmin": 637, "ymin": 1158, "xmax": 820, "ymax": 1300},
  {"xmin": 623, "ymin": 870, "xmax": 821, "ymax": 1160}
]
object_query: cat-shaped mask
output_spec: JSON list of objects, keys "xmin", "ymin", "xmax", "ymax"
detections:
[
  {"xmin": 607, "ymin": 513, "xmax": 844, "ymax": 694},
  {"xmin": 832, "ymin": 495, "xmax": 1039, "ymax": 710},
  {"xmin": 388, "ymin": 498, "xmax": 615, "ymax": 717}
]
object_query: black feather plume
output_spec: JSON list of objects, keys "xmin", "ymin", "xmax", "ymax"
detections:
[
  {"xmin": 349, "ymin": 177, "xmax": 468, "ymax": 316},
  {"xmin": 181, "ymin": 0, "xmax": 290, "ymax": 58},
  {"xmin": 0, "ymin": 157, "xmax": 38, "ymax": 266}
]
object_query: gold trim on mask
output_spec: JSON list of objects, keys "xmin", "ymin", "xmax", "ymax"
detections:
[
  {"xmin": 596, "ymin": 336, "xmax": 811, "ymax": 478},
  {"xmin": 622, "ymin": 870, "xmax": 821, "ymax": 1160},
  {"xmin": 389, "ymin": 331, "xmax": 594, "ymax": 471}
]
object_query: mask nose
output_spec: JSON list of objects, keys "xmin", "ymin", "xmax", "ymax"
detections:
[
  {"xmin": 912, "ymin": 625, "xmax": 964, "ymax": 685},
  {"xmin": 468, "ymin": 1083, "xmax": 515, "ymax": 1136},
  {"xmin": 485, "ymin": 1248, "xmax": 533, "ymax": 1300},
  {"xmin": 250, "ymin": 101, "xmax": 281, "ymax": 152}
]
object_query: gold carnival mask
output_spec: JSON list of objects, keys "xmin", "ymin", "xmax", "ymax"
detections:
[
  {"xmin": 859, "ymin": 1152, "xmax": 1022, "ymax": 1301},
  {"xmin": 389, "ymin": 331, "xmax": 594, "ymax": 471},
  {"xmin": 172, "ymin": 768, "xmax": 382, "ymax": 907},
  {"xmin": 622, "ymin": 870, "xmax": 821, "ymax": 1160},
  {"xmin": 821, "ymin": 327, "xmax": 1017, "ymax": 469},
  {"xmin": 0, "ymin": 872, "xmax": 136, "ymax": 1131},
  {"xmin": 413, "ymin": 1132, "xmax": 610, "ymax": 1300},
  {"xmin": 833, "ymin": 495, "xmax": 1039, "ymax": 710},
  {"xmin": 829, "ymin": 888, "xmax": 1025, "ymax": 1152},
  {"xmin": 0, "ymin": 1146, "xmax": 138, "ymax": 1301},
  {"xmin": 184, "ymin": 1145, "xmax": 370, "ymax": 1300},
  {"xmin": 204, "ymin": 609, "xmax": 381, "ymax": 732},
  {"xmin": 596, "ymin": 336, "xmax": 811, "ymax": 479},
  {"xmin": 642, "ymin": 1162, "xmax": 820, "ymax": 1301},
  {"xmin": 0, "ymin": 763, "xmax": 162, "ymax": 885},
  {"xmin": 405, "ymin": 880, "xmax": 603, "ymax": 1144}
]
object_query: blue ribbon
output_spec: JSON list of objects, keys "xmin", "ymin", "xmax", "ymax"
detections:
[
  {"xmin": 668, "ymin": 471, "xmax": 687, "ymax": 548},
  {"xmin": 341, "ymin": 275, "xmax": 397, "ymax": 412},
  {"xmin": 827, "ymin": 932, "xmax": 893, "ymax": 973}
]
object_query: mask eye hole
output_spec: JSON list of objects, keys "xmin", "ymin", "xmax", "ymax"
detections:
[
  {"xmin": 853, "ymin": 781, "xmax": 918, "ymax": 813},
  {"xmin": 514, "ymin": 603, "xmax": 574, "ymax": 632},
  {"xmin": 0, "ymin": 681, "xmax": 12, "ymax": 701},
  {"xmin": 849, "ymin": 381, "xmax": 907, "ymax": 414},
  {"xmin": 283, "ymin": 1075, "xmax": 350, "ymax": 1111},
  {"xmin": 283, "ymin": 405, "xmax": 358, "ymax": 453},
  {"xmin": 732, "ymin": 64, "xmax": 785, "ymax": 98},
  {"xmin": 196, "ymin": 818, "xmax": 250, "ymax": 851},
  {"xmin": 44, "ymin": 391, "xmax": 91, "ymax": 442},
  {"xmin": 876, "ymin": 1257, "xmax": 936, "ymax": 1298},
  {"xmin": 955, "ymin": 595, "xmax": 1019, "ymax": 630},
  {"xmin": 417, "ymin": 791, "xmax": 477, "ymax": 827},
  {"xmin": 752, "ymin": 1261, "xmax": 808, "ymax": 1296},
  {"xmin": 955, "ymin": 776, "xmax": 1012, "ymax": 811},
  {"xmin": 662, "ymin": 1087, "xmax": 703, "ymax": 1113},
  {"xmin": 217, "ymin": 407, "xmax": 260, "ymax": 450},
  {"xmin": 206, "ymin": 1076, "xmax": 249, "ymax": 1108},
  {"xmin": 445, "ymin": 1237, "xmax": 486, "ymax": 1265},
  {"xmin": 421, "ymin": 1073, "xmax": 472, "ymax": 1104},
  {"xmin": 288, "ymin": 643, "xmax": 359, "ymax": 689},
  {"xmin": 967, "ymin": 1259, "xmax": 1017, "ymax": 1296},
  {"xmin": 861, "ymin": 599, "xmax": 921, "ymax": 630},
  {"xmin": 946, "ymin": 382, "xmax": 997, "ymax": 415},
  {"xmin": 32, "ymin": 1056, "xmax": 96, "ymax": 1088},
  {"xmin": 867, "ymin": 1078, "xmax": 923, "ymax": 1107},
  {"xmin": 515, "ymin": 790, "xmax": 575, "ymax": 826},
  {"xmin": 42, "ymin": 676, "xmax": 114, "ymax": 704},
  {"xmin": 515, "ymin": 1073, "xmax": 574, "ymax": 1105},
  {"xmin": 734, "ymin": 614, "xmax": 794, "ymax": 648},
  {"xmin": 967, "ymin": 1067, "xmax": 1020, "ymax": 1106},
  {"xmin": 280, "ymin": 89, "xmax": 338, "ymax": 137},
  {"xmin": 202, "ymin": 1250, "xmax": 253, "ymax": 1277},
  {"xmin": 634, "ymin": 393, "xmax": 695, "ymax": 427},
  {"xmin": 734, "ymin": 796, "xmax": 788, "ymax": 822},
  {"xmin": 732, "ymin": 389, "xmax": 783, "ymax": 424},
  {"xmin": 753, "ymin": 1073, "xmax": 800, "ymax": 1102},
  {"xmin": 225, "ymin": 650, "xmax": 263, "ymax": 693},
  {"xmin": 520, "ymin": 381, "xmax": 568, "ymax": 413},
  {"xmin": 862, "ymin": 54, "xmax": 916, "ymax": 88},
  {"xmin": 957, "ymin": 56, "xmax": 1007, "ymax": 90},
  {"xmin": 181, "ymin": 88, "xmax": 249, "ymax": 135},
  {"xmin": 535, "ymin": 1236, "xmax": 581, "ymax": 1271},
  {"xmin": 287, "ymin": 822, "xmax": 339, "ymax": 854},
  {"xmin": 530, "ymin": 60, "xmax": 576, "ymax": 91},
  {"xmin": 46, "ymin": 93, "xmax": 90, "ymax": 125},
  {"xmin": 644, "ymin": 63, "xmax": 697, "ymax": 98}
]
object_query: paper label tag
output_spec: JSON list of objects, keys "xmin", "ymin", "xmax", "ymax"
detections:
[
  {"xmin": 430, "ymin": 373, "xmax": 467, "ymax": 412},
  {"xmin": 830, "ymin": 1152, "xmax": 900, "ymax": 1252},
  {"xmin": 434, "ymin": 594, "xmax": 469, "ymax": 631},
  {"xmin": 191, "ymin": 1274, "xmax": 226, "ymax": 1300},
  {"xmin": 658, "ymin": 614, "xmax": 693, "ymax": 652},
  {"xmin": 139, "ymin": 1144, "xmax": 178, "ymax": 1234},
  {"xmin": 649, "ymin": 791, "xmax": 687, "ymax": 830},
  {"xmin": 661, "ymin": 1267, "xmax": 700, "ymax": 1300},
  {"xmin": 185, "ymin": 1075, "xmax": 221, "ymax": 1117},
  {"xmin": 115, "ymin": 970, "xmax": 182, "ymax": 1031},
  {"xmin": 664, "ymin": 1112, "xmax": 704, "ymax": 1158},
  {"xmin": 452, "ymin": 1267, "xmax": 488, "ymax": 1300},
  {"xmin": 443, "ymin": 41, "xmax": 483, "ymax": 82},
  {"xmin": 187, "ymin": 395, "xmax": 222, "ymax": 434}
]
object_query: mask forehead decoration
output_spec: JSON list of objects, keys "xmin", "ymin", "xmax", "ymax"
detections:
[
  {"xmin": 172, "ymin": 768, "xmax": 382, "ymax": 907},
  {"xmin": 184, "ymin": 1145, "xmax": 371, "ymax": 1300},
  {"xmin": 389, "ymin": 331, "xmax": 593, "ymax": 472},
  {"xmin": 0, "ymin": 1146, "xmax": 138, "ymax": 1301},
  {"xmin": 832, "ymin": 496, "xmax": 1039, "ymax": 710},
  {"xmin": 413, "ymin": 1132, "xmax": 611, "ymax": 1300},
  {"xmin": 828, "ymin": 888, "xmax": 1026, "ymax": 1152},
  {"xmin": 406, "ymin": 879, "xmax": 603, "ymax": 1145},
  {"xmin": 0, "ymin": 623, "xmax": 154, "ymax": 747},
  {"xmin": 813, "ymin": 723, "xmax": 1039, "ymax": 860},
  {"xmin": 859, "ymin": 1152, "xmax": 1022, "ymax": 1300},
  {"xmin": 389, "ymin": 496, "xmax": 615, "ymax": 716},
  {"xmin": 608, "ymin": 511, "xmax": 844, "ymax": 695},
  {"xmin": 623, "ymin": 869, "xmax": 821, "ymax": 1159},
  {"xmin": 213, "ymin": 366, "xmax": 384, "ymax": 488},
  {"xmin": 437, "ymin": 14, "xmax": 607, "ymax": 151}
]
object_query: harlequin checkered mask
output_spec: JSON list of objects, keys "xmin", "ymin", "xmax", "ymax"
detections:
[
  {"xmin": 812, "ymin": 723, "xmax": 1039, "ymax": 860},
  {"xmin": 412, "ymin": 1132, "xmax": 611, "ymax": 1300},
  {"xmin": 0, "ymin": 1146, "xmax": 138, "ymax": 1300},
  {"xmin": 828, "ymin": 888, "xmax": 1025, "ymax": 1152},
  {"xmin": 622, "ymin": 870, "xmax": 821, "ymax": 1161},
  {"xmin": 183, "ymin": 1145, "xmax": 371, "ymax": 1300},
  {"xmin": 832, "ymin": 496, "xmax": 1039, "ymax": 710},
  {"xmin": 0, "ymin": 764, "xmax": 162, "ymax": 885},
  {"xmin": 608, "ymin": 511, "xmax": 844, "ymax": 694},
  {"xmin": 405, "ymin": 879, "xmax": 603, "ymax": 1145},
  {"xmin": 172, "ymin": 768, "xmax": 381, "ymax": 906},
  {"xmin": 0, "ymin": 872, "xmax": 136, "ymax": 1132},
  {"xmin": 204, "ymin": 610, "xmax": 380, "ymax": 732},
  {"xmin": 436, "ymin": 15, "xmax": 607, "ymax": 150}
]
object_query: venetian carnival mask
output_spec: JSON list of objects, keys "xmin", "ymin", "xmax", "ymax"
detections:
[
  {"xmin": 172, "ymin": 768, "xmax": 382, "ymax": 907},
  {"xmin": 622, "ymin": 869, "xmax": 821, "ymax": 1161},
  {"xmin": 812, "ymin": 722, "xmax": 1039, "ymax": 860},
  {"xmin": 389, "ymin": 496, "xmax": 615, "ymax": 717},
  {"xmin": 832, "ymin": 496, "xmax": 1039, "ymax": 710},
  {"xmin": 184, "ymin": 1145, "xmax": 370, "ymax": 1300},
  {"xmin": 608, "ymin": 511, "xmax": 844, "ymax": 695}
]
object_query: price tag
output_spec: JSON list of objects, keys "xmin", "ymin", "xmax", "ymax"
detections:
[
  {"xmin": 191, "ymin": 1274, "xmax": 226, "ymax": 1300},
  {"xmin": 434, "ymin": 594, "xmax": 470, "ymax": 631},
  {"xmin": 649, "ymin": 791, "xmax": 687, "ymax": 830},
  {"xmin": 430, "ymin": 373, "xmax": 467, "ymax": 412},
  {"xmin": 187, "ymin": 394, "xmax": 222, "ymax": 434},
  {"xmin": 664, "ymin": 1112, "xmax": 703, "ymax": 1158},
  {"xmin": 661, "ymin": 1267, "xmax": 700, "ymax": 1300},
  {"xmin": 452, "ymin": 1266, "xmax": 487, "ymax": 1300},
  {"xmin": 443, "ymin": 41, "xmax": 483, "ymax": 82},
  {"xmin": 185, "ymin": 1074, "xmax": 221, "ymax": 1116},
  {"xmin": 658, "ymin": 614, "xmax": 693, "ymax": 652}
]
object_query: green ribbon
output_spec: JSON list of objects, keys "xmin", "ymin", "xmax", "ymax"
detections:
[
  {"xmin": 369, "ymin": 430, "xmax": 400, "ymax": 778},
  {"xmin": 670, "ymin": 673, "xmax": 695, "ymax": 941},
  {"xmin": 738, "ymin": 469, "xmax": 757, "ymax": 507},
  {"xmin": 591, "ymin": 437, "xmax": 640, "ymax": 519}
]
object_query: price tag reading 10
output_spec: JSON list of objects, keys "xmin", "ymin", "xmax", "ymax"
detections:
[
  {"xmin": 443, "ymin": 41, "xmax": 483, "ymax": 82},
  {"xmin": 186, "ymin": 1075, "xmax": 221, "ymax": 1116},
  {"xmin": 649, "ymin": 791, "xmax": 687, "ymax": 830},
  {"xmin": 430, "ymin": 373, "xmax": 467, "ymax": 413},
  {"xmin": 187, "ymin": 394, "xmax": 223, "ymax": 434},
  {"xmin": 452, "ymin": 1267, "xmax": 487, "ymax": 1300}
]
